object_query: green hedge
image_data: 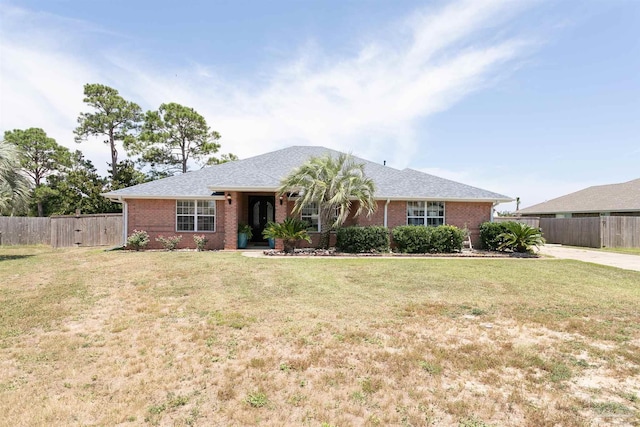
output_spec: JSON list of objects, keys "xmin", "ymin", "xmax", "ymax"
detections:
[
  {"xmin": 335, "ymin": 226, "xmax": 390, "ymax": 253},
  {"xmin": 392, "ymin": 225, "xmax": 464, "ymax": 254},
  {"xmin": 479, "ymin": 222, "xmax": 510, "ymax": 251}
]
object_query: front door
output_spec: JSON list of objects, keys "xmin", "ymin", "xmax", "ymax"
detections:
[{"xmin": 248, "ymin": 196, "xmax": 275, "ymax": 243}]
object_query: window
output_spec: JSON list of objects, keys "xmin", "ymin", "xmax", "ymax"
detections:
[
  {"xmin": 176, "ymin": 200, "xmax": 216, "ymax": 232},
  {"xmin": 407, "ymin": 201, "xmax": 445, "ymax": 226},
  {"xmin": 300, "ymin": 203, "xmax": 340, "ymax": 232},
  {"xmin": 301, "ymin": 202, "xmax": 319, "ymax": 231}
]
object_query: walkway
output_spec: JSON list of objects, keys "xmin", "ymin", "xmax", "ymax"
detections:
[{"xmin": 538, "ymin": 245, "xmax": 640, "ymax": 272}]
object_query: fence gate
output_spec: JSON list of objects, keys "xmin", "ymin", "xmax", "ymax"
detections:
[
  {"xmin": 50, "ymin": 214, "xmax": 123, "ymax": 248},
  {"xmin": 601, "ymin": 216, "xmax": 640, "ymax": 248}
]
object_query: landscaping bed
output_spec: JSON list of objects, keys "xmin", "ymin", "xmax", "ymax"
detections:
[{"xmin": 262, "ymin": 248, "xmax": 540, "ymax": 258}]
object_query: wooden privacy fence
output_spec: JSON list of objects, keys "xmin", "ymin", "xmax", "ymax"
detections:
[
  {"xmin": 0, "ymin": 217, "xmax": 50, "ymax": 245},
  {"xmin": 0, "ymin": 214, "xmax": 123, "ymax": 248},
  {"xmin": 539, "ymin": 217, "xmax": 640, "ymax": 248},
  {"xmin": 539, "ymin": 217, "xmax": 601, "ymax": 248}
]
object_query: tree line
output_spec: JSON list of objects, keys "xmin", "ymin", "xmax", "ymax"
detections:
[{"xmin": 0, "ymin": 83, "xmax": 235, "ymax": 217}]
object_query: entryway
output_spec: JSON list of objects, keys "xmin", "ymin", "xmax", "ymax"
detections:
[{"xmin": 248, "ymin": 196, "xmax": 275, "ymax": 244}]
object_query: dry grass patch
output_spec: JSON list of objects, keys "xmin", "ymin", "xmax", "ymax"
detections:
[{"xmin": 0, "ymin": 246, "xmax": 639, "ymax": 426}]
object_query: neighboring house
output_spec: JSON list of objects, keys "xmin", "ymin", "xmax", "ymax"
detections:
[
  {"xmin": 103, "ymin": 146, "xmax": 512, "ymax": 250},
  {"xmin": 519, "ymin": 178, "xmax": 640, "ymax": 218}
]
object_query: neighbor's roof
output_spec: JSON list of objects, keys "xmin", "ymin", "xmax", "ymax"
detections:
[
  {"xmin": 519, "ymin": 178, "xmax": 640, "ymax": 214},
  {"xmin": 103, "ymin": 146, "xmax": 512, "ymax": 202}
]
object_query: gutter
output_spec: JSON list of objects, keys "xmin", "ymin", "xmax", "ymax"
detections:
[
  {"xmin": 102, "ymin": 194, "xmax": 224, "ymax": 201},
  {"xmin": 102, "ymin": 192, "xmax": 511, "ymax": 204}
]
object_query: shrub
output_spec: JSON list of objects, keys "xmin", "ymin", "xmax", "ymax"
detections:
[
  {"xmin": 430, "ymin": 225, "xmax": 464, "ymax": 253},
  {"xmin": 498, "ymin": 222, "xmax": 545, "ymax": 253},
  {"xmin": 126, "ymin": 229, "xmax": 150, "ymax": 251},
  {"xmin": 336, "ymin": 226, "xmax": 390, "ymax": 253},
  {"xmin": 479, "ymin": 222, "xmax": 509, "ymax": 251},
  {"xmin": 193, "ymin": 234, "xmax": 208, "ymax": 251},
  {"xmin": 392, "ymin": 225, "xmax": 432, "ymax": 253},
  {"xmin": 155, "ymin": 235, "xmax": 182, "ymax": 251},
  {"xmin": 392, "ymin": 225, "xmax": 464, "ymax": 253}
]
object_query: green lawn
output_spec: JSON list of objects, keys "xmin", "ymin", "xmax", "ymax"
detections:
[
  {"xmin": 563, "ymin": 245, "xmax": 640, "ymax": 256},
  {"xmin": 599, "ymin": 247, "xmax": 640, "ymax": 256},
  {"xmin": 1, "ymin": 246, "xmax": 639, "ymax": 426}
]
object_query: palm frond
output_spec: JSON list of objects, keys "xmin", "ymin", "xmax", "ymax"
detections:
[{"xmin": 0, "ymin": 140, "xmax": 31, "ymax": 213}]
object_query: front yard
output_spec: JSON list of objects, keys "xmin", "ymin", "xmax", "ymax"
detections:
[{"xmin": 1, "ymin": 247, "xmax": 639, "ymax": 426}]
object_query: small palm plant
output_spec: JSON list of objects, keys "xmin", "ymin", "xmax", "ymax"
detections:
[
  {"xmin": 498, "ymin": 222, "xmax": 545, "ymax": 253},
  {"xmin": 262, "ymin": 218, "xmax": 312, "ymax": 254}
]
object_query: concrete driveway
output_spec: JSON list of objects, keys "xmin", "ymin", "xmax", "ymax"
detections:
[{"xmin": 538, "ymin": 245, "xmax": 640, "ymax": 272}]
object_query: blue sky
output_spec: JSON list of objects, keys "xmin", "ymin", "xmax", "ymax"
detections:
[{"xmin": 1, "ymin": 0, "xmax": 638, "ymax": 211}]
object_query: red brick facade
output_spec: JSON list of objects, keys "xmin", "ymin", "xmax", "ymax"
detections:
[
  {"xmin": 126, "ymin": 199, "xmax": 226, "ymax": 250},
  {"xmin": 223, "ymin": 192, "xmax": 238, "ymax": 250},
  {"xmin": 125, "ymin": 196, "xmax": 492, "ymax": 249},
  {"xmin": 444, "ymin": 201, "xmax": 493, "ymax": 246}
]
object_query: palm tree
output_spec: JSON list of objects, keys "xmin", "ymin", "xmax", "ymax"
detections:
[
  {"xmin": 278, "ymin": 153, "xmax": 376, "ymax": 249},
  {"xmin": 0, "ymin": 140, "xmax": 30, "ymax": 214}
]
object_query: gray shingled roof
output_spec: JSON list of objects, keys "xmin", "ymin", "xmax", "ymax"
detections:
[
  {"xmin": 103, "ymin": 146, "xmax": 512, "ymax": 202},
  {"xmin": 519, "ymin": 178, "xmax": 640, "ymax": 214}
]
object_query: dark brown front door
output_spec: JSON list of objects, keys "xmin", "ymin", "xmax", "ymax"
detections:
[{"xmin": 248, "ymin": 196, "xmax": 275, "ymax": 242}]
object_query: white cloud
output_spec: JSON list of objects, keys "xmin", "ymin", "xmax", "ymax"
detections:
[{"xmin": 1, "ymin": 0, "xmax": 537, "ymax": 177}]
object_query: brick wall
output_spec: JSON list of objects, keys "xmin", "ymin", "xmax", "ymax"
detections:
[
  {"xmin": 445, "ymin": 202, "xmax": 493, "ymax": 246},
  {"xmin": 342, "ymin": 200, "xmax": 386, "ymax": 226},
  {"xmin": 126, "ymin": 199, "xmax": 226, "ymax": 250},
  {"xmin": 386, "ymin": 201, "xmax": 407, "ymax": 228},
  {"xmin": 223, "ymin": 192, "xmax": 239, "ymax": 250}
]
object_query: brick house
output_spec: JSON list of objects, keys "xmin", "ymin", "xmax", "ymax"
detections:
[{"xmin": 103, "ymin": 146, "xmax": 512, "ymax": 250}]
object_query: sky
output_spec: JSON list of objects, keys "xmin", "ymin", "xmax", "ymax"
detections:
[{"xmin": 0, "ymin": 0, "xmax": 638, "ymax": 211}]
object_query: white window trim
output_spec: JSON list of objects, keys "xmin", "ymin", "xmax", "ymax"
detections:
[
  {"xmin": 176, "ymin": 199, "xmax": 217, "ymax": 233},
  {"xmin": 406, "ymin": 201, "xmax": 446, "ymax": 227}
]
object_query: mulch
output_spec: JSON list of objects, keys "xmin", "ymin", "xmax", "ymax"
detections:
[{"xmin": 262, "ymin": 248, "xmax": 539, "ymax": 258}]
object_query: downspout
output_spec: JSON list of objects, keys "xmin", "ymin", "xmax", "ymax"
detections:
[
  {"xmin": 383, "ymin": 199, "xmax": 390, "ymax": 227},
  {"xmin": 491, "ymin": 201, "xmax": 499, "ymax": 222},
  {"xmin": 122, "ymin": 199, "xmax": 128, "ymax": 246}
]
